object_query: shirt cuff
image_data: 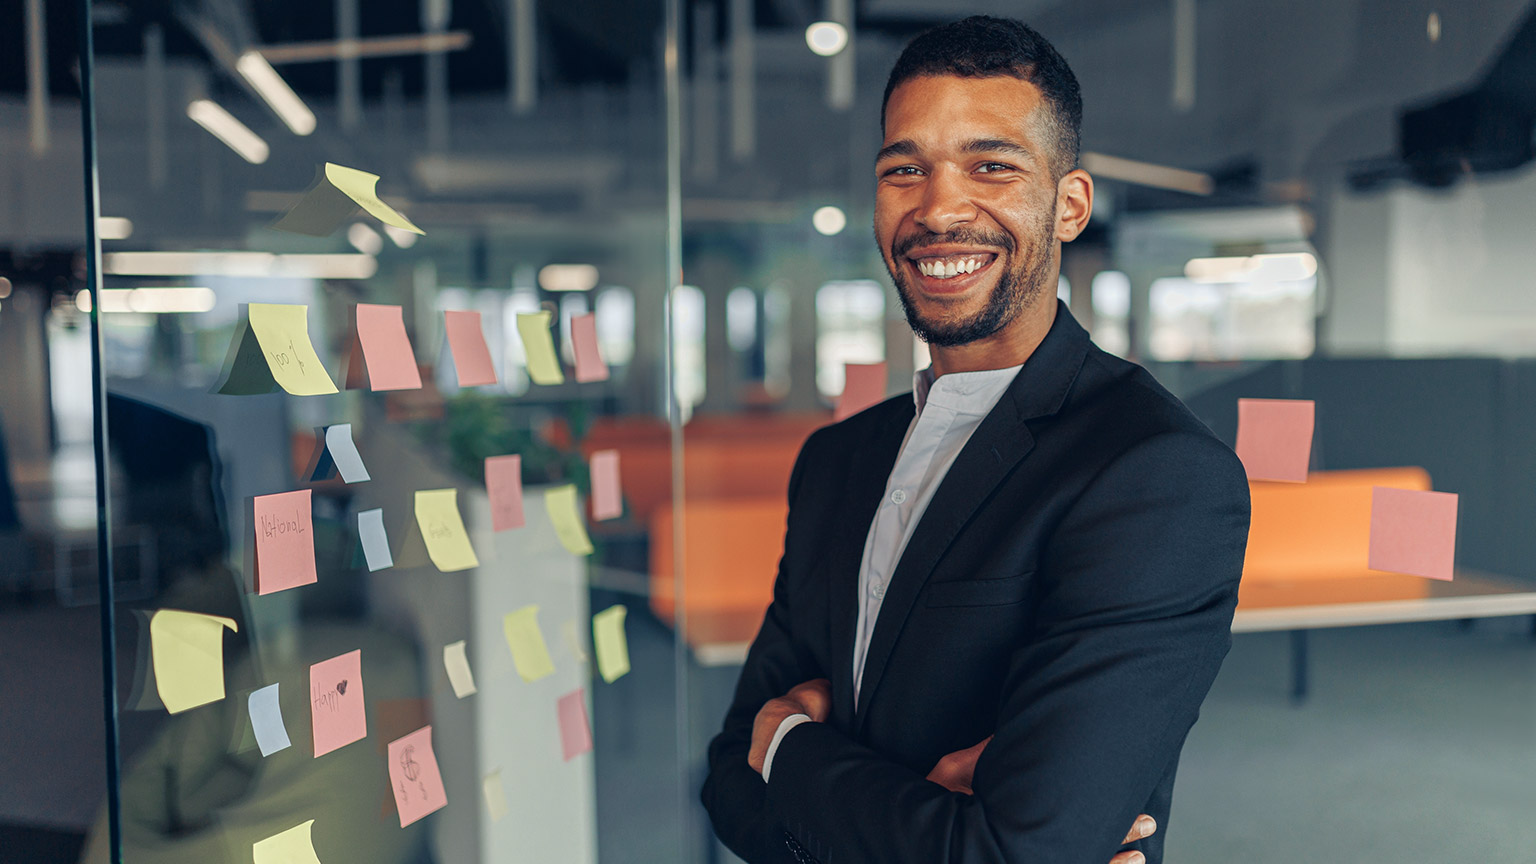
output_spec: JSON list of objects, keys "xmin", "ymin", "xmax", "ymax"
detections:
[{"xmin": 761, "ymin": 713, "xmax": 813, "ymax": 783}]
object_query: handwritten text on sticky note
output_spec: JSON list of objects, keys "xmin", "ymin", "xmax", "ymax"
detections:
[
  {"xmin": 310, "ymin": 649, "xmax": 367, "ymax": 757},
  {"xmin": 414, "ymin": 488, "xmax": 479, "ymax": 572},
  {"xmin": 255, "ymin": 490, "xmax": 318, "ymax": 595},
  {"xmin": 247, "ymin": 304, "xmax": 338, "ymax": 396},
  {"xmin": 388, "ymin": 725, "xmax": 448, "ymax": 827}
]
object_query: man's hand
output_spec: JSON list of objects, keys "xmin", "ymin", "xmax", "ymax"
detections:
[
  {"xmin": 747, "ymin": 678, "xmax": 831, "ymax": 775},
  {"xmin": 926, "ymin": 738, "xmax": 1158, "ymax": 864}
]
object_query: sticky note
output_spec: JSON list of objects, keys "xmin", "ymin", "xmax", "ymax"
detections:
[
  {"xmin": 253, "ymin": 819, "xmax": 324, "ymax": 864},
  {"xmin": 249, "ymin": 683, "xmax": 293, "ymax": 756},
  {"xmin": 571, "ymin": 313, "xmax": 608, "ymax": 383},
  {"xmin": 545, "ymin": 484, "xmax": 594, "ymax": 556},
  {"xmin": 255, "ymin": 490, "xmax": 318, "ymax": 595},
  {"xmin": 272, "ymin": 162, "xmax": 423, "ymax": 237},
  {"xmin": 835, "ymin": 362, "xmax": 887, "ymax": 422},
  {"xmin": 247, "ymin": 304, "xmax": 339, "ymax": 396},
  {"xmin": 414, "ymin": 488, "xmax": 479, "ymax": 572},
  {"xmin": 323, "ymin": 424, "xmax": 370, "ymax": 483},
  {"xmin": 557, "ymin": 689, "xmax": 593, "ymax": 761},
  {"xmin": 444, "ymin": 310, "xmax": 498, "ymax": 387},
  {"xmin": 443, "ymin": 640, "xmax": 477, "ymax": 698},
  {"xmin": 357, "ymin": 508, "xmax": 393, "ymax": 572},
  {"xmin": 355, "ymin": 304, "xmax": 422, "ymax": 391},
  {"xmin": 387, "ymin": 725, "xmax": 448, "ymax": 828},
  {"xmin": 485, "ymin": 454, "xmax": 525, "ymax": 532},
  {"xmin": 310, "ymin": 650, "xmax": 367, "ymax": 757},
  {"xmin": 483, "ymin": 770, "xmax": 509, "ymax": 822},
  {"xmin": 592, "ymin": 604, "xmax": 631, "ymax": 683},
  {"xmin": 589, "ymin": 450, "xmax": 622, "ymax": 521},
  {"xmin": 561, "ymin": 618, "xmax": 589, "ymax": 662},
  {"xmin": 1369, "ymin": 487, "xmax": 1458, "ymax": 581},
  {"xmin": 150, "ymin": 609, "xmax": 238, "ymax": 714},
  {"xmin": 502, "ymin": 605, "xmax": 555, "ymax": 683},
  {"xmin": 1235, "ymin": 398, "xmax": 1315, "ymax": 483},
  {"xmin": 516, "ymin": 312, "xmax": 565, "ymax": 385}
]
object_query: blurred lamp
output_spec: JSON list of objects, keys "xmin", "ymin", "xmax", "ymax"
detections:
[
  {"xmin": 384, "ymin": 225, "xmax": 420, "ymax": 248},
  {"xmin": 812, "ymin": 206, "xmax": 847, "ymax": 236},
  {"xmin": 75, "ymin": 287, "xmax": 217, "ymax": 314},
  {"xmin": 805, "ymin": 22, "xmax": 849, "ymax": 57},
  {"xmin": 186, "ymin": 100, "xmax": 270, "ymax": 164},
  {"xmin": 97, "ymin": 217, "xmax": 133, "ymax": 240},
  {"xmin": 538, "ymin": 264, "xmax": 600, "ymax": 292},
  {"xmin": 235, "ymin": 50, "xmax": 317, "ymax": 136},
  {"xmin": 347, "ymin": 223, "xmax": 384, "ymax": 256}
]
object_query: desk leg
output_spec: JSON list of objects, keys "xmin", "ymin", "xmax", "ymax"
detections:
[{"xmin": 1289, "ymin": 630, "xmax": 1309, "ymax": 705}]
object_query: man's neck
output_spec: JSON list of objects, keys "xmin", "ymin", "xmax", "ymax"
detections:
[{"xmin": 928, "ymin": 299, "xmax": 1057, "ymax": 378}]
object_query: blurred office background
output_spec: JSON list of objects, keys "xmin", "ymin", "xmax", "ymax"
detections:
[{"xmin": 2, "ymin": 0, "xmax": 1536, "ymax": 862}]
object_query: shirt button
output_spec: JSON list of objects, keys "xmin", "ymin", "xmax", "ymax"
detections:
[
  {"xmin": 890, "ymin": 489, "xmax": 907, "ymax": 504},
  {"xmin": 871, "ymin": 581, "xmax": 886, "ymax": 599}
]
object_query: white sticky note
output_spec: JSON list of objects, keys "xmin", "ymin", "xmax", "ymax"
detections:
[
  {"xmin": 248, "ymin": 683, "xmax": 292, "ymax": 757},
  {"xmin": 443, "ymin": 640, "xmax": 477, "ymax": 698},
  {"xmin": 324, "ymin": 424, "xmax": 371, "ymax": 483},
  {"xmin": 358, "ymin": 508, "xmax": 393, "ymax": 572}
]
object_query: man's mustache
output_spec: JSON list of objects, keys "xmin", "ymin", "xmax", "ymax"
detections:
[{"xmin": 892, "ymin": 227, "xmax": 1015, "ymax": 259}]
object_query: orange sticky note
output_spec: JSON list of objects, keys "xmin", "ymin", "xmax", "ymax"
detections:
[
  {"xmin": 310, "ymin": 649, "xmax": 367, "ymax": 757},
  {"xmin": 485, "ymin": 455, "xmax": 525, "ymax": 532},
  {"xmin": 571, "ymin": 313, "xmax": 608, "ymax": 383},
  {"xmin": 590, "ymin": 450, "xmax": 622, "ymax": 521},
  {"xmin": 444, "ymin": 310, "xmax": 498, "ymax": 387},
  {"xmin": 356, "ymin": 304, "xmax": 422, "ymax": 391},
  {"xmin": 254, "ymin": 490, "xmax": 317, "ymax": 595},
  {"xmin": 1369, "ymin": 487, "xmax": 1458, "ymax": 581},
  {"xmin": 835, "ymin": 362, "xmax": 887, "ymax": 422},
  {"xmin": 1235, "ymin": 398, "xmax": 1315, "ymax": 483},
  {"xmin": 387, "ymin": 725, "xmax": 448, "ymax": 827},
  {"xmin": 557, "ymin": 688, "xmax": 593, "ymax": 761}
]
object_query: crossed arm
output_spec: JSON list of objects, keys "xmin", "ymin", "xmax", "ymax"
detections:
[{"xmin": 702, "ymin": 431, "xmax": 1250, "ymax": 863}]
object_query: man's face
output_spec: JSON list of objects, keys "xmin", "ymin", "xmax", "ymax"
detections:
[{"xmin": 875, "ymin": 74, "xmax": 1063, "ymax": 347}]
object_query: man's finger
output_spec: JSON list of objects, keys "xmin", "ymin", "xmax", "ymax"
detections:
[
  {"xmin": 1118, "ymin": 815, "xmax": 1157, "ymax": 845},
  {"xmin": 1107, "ymin": 852, "xmax": 1145, "ymax": 864}
]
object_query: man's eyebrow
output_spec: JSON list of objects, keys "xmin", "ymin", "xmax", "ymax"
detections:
[
  {"xmin": 875, "ymin": 139, "xmax": 917, "ymax": 162},
  {"xmin": 961, "ymin": 138, "xmax": 1035, "ymax": 159}
]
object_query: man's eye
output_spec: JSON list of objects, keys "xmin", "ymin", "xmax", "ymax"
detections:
[
  {"xmin": 883, "ymin": 165, "xmax": 921, "ymax": 177},
  {"xmin": 977, "ymin": 162, "xmax": 1015, "ymax": 174}
]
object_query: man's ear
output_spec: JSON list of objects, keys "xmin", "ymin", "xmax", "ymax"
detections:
[{"xmin": 1055, "ymin": 168, "xmax": 1094, "ymax": 243}]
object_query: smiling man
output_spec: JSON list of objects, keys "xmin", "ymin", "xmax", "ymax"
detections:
[{"xmin": 701, "ymin": 16, "xmax": 1251, "ymax": 864}]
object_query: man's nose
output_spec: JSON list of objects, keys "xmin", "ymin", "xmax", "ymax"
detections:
[{"xmin": 913, "ymin": 168, "xmax": 977, "ymax": 235}]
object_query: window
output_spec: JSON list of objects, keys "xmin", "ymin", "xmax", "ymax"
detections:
[
  {"xmin": 1091, "ymin": 270, "xmax": 1131, "ymax": 356},
  {"xmin": 594, "ymin": 287, "xmax": 635, "ymax": 367},
  {"xmin": 1147, "ymin": 269, "xmax": 1316, "ymax": 361},
  {"xmin": 671, "ymin": 285, "xmax": 706, "ymax": 420},
  {"xmin": 816, "ymin": 279, "xmax": 885, "ymax": 398}
]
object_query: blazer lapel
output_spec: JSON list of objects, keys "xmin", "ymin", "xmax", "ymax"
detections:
[
  {"xmin": 827, "ymin": 401, "xmax": 912, "ymax": 729},
  {"xmin": 853, "ymin": 302, "xmax": 1092, "ymax": 727}
]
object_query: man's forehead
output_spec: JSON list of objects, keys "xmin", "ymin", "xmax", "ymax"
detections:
[{"xmin": 882, "ymin": 74, "xmax": 1047, "ymax": 146}]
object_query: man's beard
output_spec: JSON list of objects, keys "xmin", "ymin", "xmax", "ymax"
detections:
[{"xmin": 885, "ymin": 212, "xmax": 1057, "ymax": 348}]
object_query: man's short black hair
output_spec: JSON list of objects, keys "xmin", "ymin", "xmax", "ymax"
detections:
[{"xmin": 882, "ymin": 16, "xmax": 1082, "ymax": 179}]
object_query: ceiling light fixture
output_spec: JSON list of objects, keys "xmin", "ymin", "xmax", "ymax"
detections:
[
  {"xmin": 235, "ymin": 50, "xmax": 317, "ymax": 135},
  {"xmin": 186, "ymin": 99, "xmax": 270, "ymax": 164},
  {"xmin": 97, "ymin": 216, "xmax": 134, "ymax": 240},
  {"xmin": 537, "ymin": 264, "xmax": 600, "ymax": 292},
  {"xmin": 812, "ymin": 205, "xmax": 846, "ymax": 236},
  {"xmin": 805, "ymin": 22, "xmax": 848, "ymax": 57},
  {"xmin": 103, "ymin": 251, "xmax": 376, "ymax": 280}
]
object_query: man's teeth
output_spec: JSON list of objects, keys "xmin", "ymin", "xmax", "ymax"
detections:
[{"xmin": 915, "ymin": 256, "xmax": 988, "ymax": 278}]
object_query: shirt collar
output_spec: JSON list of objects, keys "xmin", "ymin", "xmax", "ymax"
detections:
[{"xmin": 911, "ymin": 363, "xmax": 1025, "ymax": 416}]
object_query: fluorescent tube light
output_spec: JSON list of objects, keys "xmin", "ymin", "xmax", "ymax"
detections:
[
  {"xmin": 97, "ymin": 216, "xmax": 134, "ymax": 240},
  {"xmin": 75, "ymin": 287, "xmax": 217, "ymax": 314},
  {"xmin": 235, "ymin": 50, "xmax": 316, "ymax": 135},
  {"xmin": 1081, "ymin": 152, "xmax": 1213, "ymax": 196},
  {"xmin": 347, "ymin": 223, "xmax": 384, "ymax": 255},
  {"xmin": 103, "ymin": 251, "xmax": 376, "ymax": 280},
  {"xmin": 186, "ymin": 99, "xmax": 270, "ymax": 163},
  {"xmin": 538, "ymin": 264, "xmax": 599, "ymax": 292}
]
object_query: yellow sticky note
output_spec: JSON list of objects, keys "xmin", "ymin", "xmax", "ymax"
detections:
[
  {"xmin": 325, "ymin": 163, "xmax": 424, "ymax": 234},
  {"xmin": 502, "ymin": 605, "xmax": 555, "ymax": 683},
  {"xmin": 592, "ymin": 604, "xmax": 631, "ymax": 683},
  {"xmin": 483, "ymin": 770, "xmax": 509, "ymax": 822},
  {"xmin": 515, "ymin": 312, "xmax": 565, "ymax": 385},
  {"xmin": 150, "ymin": 609, "xmax": 238, "ymax": 714},
  {"xmin": 545, "ymin": 484, "xmax": 593, "ymax": 556},
  {"xmin": 253, "ymin": 819, "xmax": 324, "ymax": 864},
  {"xmin": 415, "ymin": 488, "xmax": 479, "ymax": 572},
  {"xmin": 247, "ymin": 304, "xmax": 339, "ymax": 396}
]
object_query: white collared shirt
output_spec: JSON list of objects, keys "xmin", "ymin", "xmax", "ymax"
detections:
[{"xmin": 763, "ymin": 362, "xmax": 1023, "ymax": 782}]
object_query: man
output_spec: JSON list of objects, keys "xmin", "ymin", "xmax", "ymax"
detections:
[{"xmin": 701, "ymin": 15, "xmax": 1250, "ymax": 864}]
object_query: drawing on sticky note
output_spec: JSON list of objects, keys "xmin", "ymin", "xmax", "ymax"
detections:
[
  {"xmin": 309, "ymin": 649, "xmax": 367, "ymax": 757},
  {"xmin": 255, "ymin": 490, "xmax": 318, "ymax": 595},
  {"xmin": 387, "ymin": 725, "xmax": 447, "ymax": 828},
  {"xmin": 150, "ymin": 609, "xmax": 238, "ymax": 714},
  {"xmin": 272, "ymin": 162, "xmax": 424, "ymax": 237},
  {"xmin": 414, "ymin": 488, "xmax": 479, "ymax": 572}
]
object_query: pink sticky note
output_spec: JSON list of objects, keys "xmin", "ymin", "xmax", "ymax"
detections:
[
  {"xmin": 1234, "ymin": 398, "xmax": 1315, "ymax": 483},
  {"xmin": 356, "ymin": 304, "xmax": 423, "ymax": 391},
  {"xmin": 835, "ymin": 362, "xmax": 888, "ymax": 422},
  {"xmin": 571, "ymin": 313, "xmax": 609, "ymax": 383},
  {"xmin": 254, "ymin": 490, "xmax": 318, "ymax": 595},
  {"xmin": 557, "ymin": 689, "xmax": 593, "ymax": 761},
  {"xmin": 387, "ymin": 725, "xmax": 447, "ymax": 827},
  {"xmin": 1368, "ymin": 487, "xmax": 1458, "ymax": 581},
  {"xmin": 590, "ymin": 450, "xmax": 622, "ymax": 521},
  {"xmin": 485, "ymin": 454, "xmax": 526, "ymax": 532},
  {"xmin": 444, "ymin": 310, "xmax": 498, "ymax": 387},
  {"xmin": 310, "ymin": 650, "xmax": 367, "ymax": 757}
]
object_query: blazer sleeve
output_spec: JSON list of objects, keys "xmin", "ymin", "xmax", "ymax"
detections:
[
  {"xmin": 762, "ymin": 430, "xmax": 1251, "ymax": 863},
  {"xmin": 700, "ymin": 432, "xmax": 825, "ymax": 863}
]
